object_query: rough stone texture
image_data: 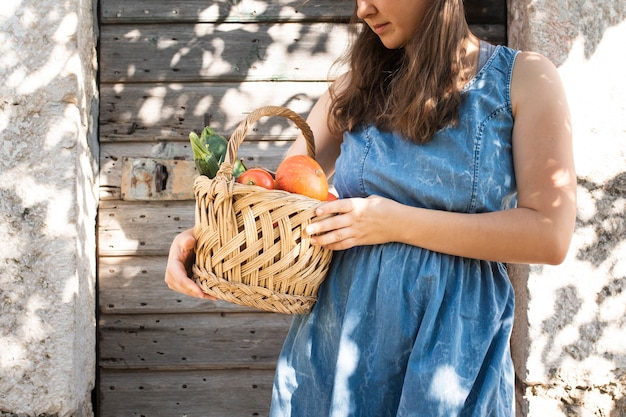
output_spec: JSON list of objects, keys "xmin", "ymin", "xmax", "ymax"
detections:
[
  {"xmin": 508, "ymin": 0, "xmax": 626, "ymax": 415},
  {"xmin": 0, "ymin": 0, "xmax": 98, "ymax": 416}
]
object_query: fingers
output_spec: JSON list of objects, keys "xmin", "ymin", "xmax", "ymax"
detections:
[
  {"xmin": 174, "ymin": 228, "xmax": 195, "ymax": 254},
  {"xmin": 304, "ymin": 196, "xmax": 391, "ymax": 249},
  {"xmin": 165, "ymin": 262, "xmax": 217, "ymax": 300},
  {"xmin": 306, "ymin": 205, "xmax": 355, "ymax": 249},
  {"xmin": 306, "ymin": 212, "xmax": 347, "ymax": 238},
  {"xmin": 307, "ymin": 197, "xmax": 354, "ymax": 234},
  {"xmin": 310, "ymin": 229, "xmax": 355, "ymax": 250},
  {"xmin": 165, "ymin": 229, "xmax": 217, "ymax": 300}
]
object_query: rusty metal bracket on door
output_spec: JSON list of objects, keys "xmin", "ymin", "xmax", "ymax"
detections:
[{"xmin": 120, "ymin": 157, "xmax": 198, "ymax": 201}]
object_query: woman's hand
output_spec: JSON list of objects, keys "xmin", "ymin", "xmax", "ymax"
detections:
[
  {"xmin": 305, "ymin": 195, "xmax": 400, "ymax": 250},
  {"xmin": 164, "ymin": 228, "xmax": 217, "ymax": 300}
]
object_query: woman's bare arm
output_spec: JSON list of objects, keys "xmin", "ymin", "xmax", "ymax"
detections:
[{"xmin": 306, "ymin": 53, "xmax": 576, "ymax": 265}]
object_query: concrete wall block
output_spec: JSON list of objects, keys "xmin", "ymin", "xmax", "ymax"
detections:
[
  {"xmin": 0, "ymin": 0, "xmax": 98, "ymax": 415},
  {"xmin": 509, "ymin": 0, "xmax": 626, "ymax": 415},
  {"xmin": 508, "ymin": 0, "xmax": 626, "ymax": 66}
]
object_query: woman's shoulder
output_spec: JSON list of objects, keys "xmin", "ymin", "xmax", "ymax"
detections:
[
  {"xmin": 510, "ymin": 51, "xmax": 564, "ymax": 115},
  {"xmin": 513, "ymin": 50, "xmax": 558, "ymax": 73}
]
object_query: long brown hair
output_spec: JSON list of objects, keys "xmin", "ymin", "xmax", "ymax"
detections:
[{"xmin": 328, "ymin": 0, "xmax": 473, "ymax": 144}]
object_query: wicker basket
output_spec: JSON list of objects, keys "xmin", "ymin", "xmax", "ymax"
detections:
[{"xmin": 192, "ymin": 106, "xmax": 333, "ymax": 314}]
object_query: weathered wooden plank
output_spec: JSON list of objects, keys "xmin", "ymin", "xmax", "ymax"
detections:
[
  {"xmin": 99, "ymin": 81, "xmax": 327, "ymax": 141},
  {"xmin": 98, "ymin": 255, "xmax": 262, "ymax": 314},
  {"xmin": 99, "ymin": 22, "xmax": 350, "ymax": 83},
  {"xmin": 100, "ymin": 142, "xmax": 195, "ymax": 201},
  {"xmin": 465, "ymin": 0, "xmax": 507, "ymax": 24},
  {"xmin": 100, "ymin": 141, "xmax": 291, "ymax": 200},
  {"xmin": 99, "ymin": 369, "xmax": 275, "ymax": 417},
  {"xmin": 100, "ymin": 22, "xmax": 502, "ymax": 84},
  {"xmin": 100, "ymin": 0, "xmax": 353, "ymax": 24},
  {"xmin": 470, "ymin": 24, "xmax": 506, "ymax": 44},
  {"xmin": 99, "ymin": 200, "xmax": 194, "ymax": 256},
  {"xmin": 99, "ymin": 312, "xmax": 291, "ymax": 370},
  {"xmin": 100, "ymin": 0, "xmax": 505, "ymax": 26}
]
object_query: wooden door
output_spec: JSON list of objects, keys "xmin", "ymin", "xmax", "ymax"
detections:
[{"xmin": 96, "ymin": 1, "xmax": 506, "ymax": 415}]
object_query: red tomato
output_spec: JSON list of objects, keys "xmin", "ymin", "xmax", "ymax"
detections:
[
  {"xmin": 326, "ymin": 192, "xmax": 338, "ymax": 201},
  {"xmin": 237, "ymin": 168, "xmax": 275, "ymax": 190}
]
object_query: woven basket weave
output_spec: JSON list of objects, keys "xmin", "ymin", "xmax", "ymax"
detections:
[{"xmin": 192, "ymin": 106, "xmax": 333, "ymax": 314}]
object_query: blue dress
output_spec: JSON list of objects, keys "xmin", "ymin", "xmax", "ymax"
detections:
[{"xmin": 270, "ymin": 43, "xmax": 519, "ymax": 417}]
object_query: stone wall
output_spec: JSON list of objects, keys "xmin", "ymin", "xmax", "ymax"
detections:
[
  {"xmin": 0, "ymin": 0, "xmax": 98, "ymax": 416},
  {"xmin": 508, "ymin": 0, "xmax": 626, "ymax": 415}
]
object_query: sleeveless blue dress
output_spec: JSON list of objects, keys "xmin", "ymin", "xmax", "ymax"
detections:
[{"xmin": 270, "ymin": 43, "xmax": 519, "ymax": 417}]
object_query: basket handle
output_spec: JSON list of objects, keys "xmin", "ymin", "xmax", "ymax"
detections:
[{"xmin": 218, "ymin": 106, "xmax": 316, "ymax": 178}]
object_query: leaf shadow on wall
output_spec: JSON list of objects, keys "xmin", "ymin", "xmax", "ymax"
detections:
[{"xmin": 534, "ymin": 172, "xmax": 626, "ymax": 417}]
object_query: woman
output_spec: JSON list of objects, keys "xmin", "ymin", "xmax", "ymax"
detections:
[{"xmin": 166, "ymin": 0, "xmax": 576, "ymax": 415}]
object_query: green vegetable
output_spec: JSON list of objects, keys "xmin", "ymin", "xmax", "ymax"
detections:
[
  {"xmin": 190, "ymin": 126, "xmax": 246, "ymax": 178},
  {"xmin": 232, "ymin": 158, "xmax": 247, "ymax": 178},
  {"xmin": 190, "ymin": 130, "xmax": 220, "ymax": 178}
]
